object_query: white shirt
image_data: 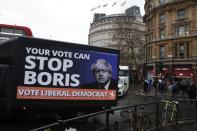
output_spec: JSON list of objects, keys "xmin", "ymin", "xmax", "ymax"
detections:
[{"xmin": 104, "ymin": 80, "xmax": 111, "ymax": 90}]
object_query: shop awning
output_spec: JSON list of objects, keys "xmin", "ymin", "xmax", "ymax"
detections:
[
  {"xmin": 151, "ymin": 69, "xmax": 193, "ymax": 78},
  {"xmin": 173, "ymin": 70, "xmax": 193, "ymax": 78}
]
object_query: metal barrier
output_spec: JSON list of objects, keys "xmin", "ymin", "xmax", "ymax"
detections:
[{"xmin": 30, "ymin": 99, "xmax": 197, "ymax": 131}]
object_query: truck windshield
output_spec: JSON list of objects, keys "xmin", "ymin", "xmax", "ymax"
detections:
[
  {"xmin": 118, "ymin": 79, "xmax": 124, "ymax": 84},
  {"xmin": 119, "ymin": 70, "xmax": 129, "ymax": 76}
]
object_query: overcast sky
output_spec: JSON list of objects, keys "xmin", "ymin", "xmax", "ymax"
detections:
[{"xmin": 0, "ymin": 0, "xmax": 145, "ymax": 44}]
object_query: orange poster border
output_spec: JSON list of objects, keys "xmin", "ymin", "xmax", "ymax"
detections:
[{"xmin": 16, "ymin": 86, "xmax": 116, "ymax": 101}]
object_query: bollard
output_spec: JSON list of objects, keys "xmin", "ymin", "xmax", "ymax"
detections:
[
  {"xmin": 58, "ymin": 120, "xmax": 64, "ymax": 131},
  {"xmin": 114, "ymin": 121, "xmax": 119, "ymax": 131},
  {"xmin": 196, "ymin": 99, "xmax": 197, "ymax": 121},
  {"xmin": 176, "ymin": 102, "xmax": 179, "ymax": 126},
  {"xmin": 134, "ymin": 105, "xmax": 137, "ymax": 131},
  {"xmin": 106, "ymin": 110, "xmax": 110, "ymax": 131}
]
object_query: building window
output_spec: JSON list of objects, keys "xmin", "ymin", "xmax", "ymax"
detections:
[
  {"xmin": 147, "ymin": 47, "xmax": 149, "ymax": 60},
  {"xmin": 186, "ymin": 43, "xmax": 189, "ymax": 57},
  {"xmin": 179, "ymin": 44, "xmax": 185, "ymax": 58},
  {"xmin": 174, "ymin": 43, "xmax": 190, "ymax": 58},
  {"xmin": 148, "ymin": 5, "xmax": 152, "ymax": 12},
  {"xmin": 134, "ymin": 47, "xmax": 139, "ymax": 53},
  {"xmin": 159, "ymin": 0, "xmax": 165, "ymax": 5},
  {"xmin": 148, "ymin": 19, "xmax": 153, "ymax": 28},
  {"xmin": 146, "ymin": 35, "xmax": 149, "ymax": 43},
  {"xmin": 177, "ymin": 9, "xmax": 186, "ymax": 20},
  {"xmin": 147, "ymin": 46, "xmax": 152, "ymax": 60},
  {"xmin": 150, "ymin": 33, "xmax": 153, "ymax": 42},
  {"xmin": 175, "ymin": 25, "xmax": 189, "ymax": 37},
  {"xmin": 160, "ymin": 46, "xmax": 165, "ymax": 59},
  {"xmin": 159, "ymin": 14, "xmax": 165, "ymax": 24},
  {"xmin": 174, "ymin": 44, "xmax": 178, "ymax": 58},
  {"xmin": 160, "ymin": 28, "xmax": 165, "ymax": 39}
]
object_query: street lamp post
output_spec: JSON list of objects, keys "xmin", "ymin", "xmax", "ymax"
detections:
[
  {"xmin": 172, "ymin": 45, "xmax": 176, "ymax": 81},
  {"xmin": 155, "ymin": 61, "xmax": 158, "ymax": 96},
  {"xmin": 145, "ymin": 46, "xmax": 147, "ymax": 81}
]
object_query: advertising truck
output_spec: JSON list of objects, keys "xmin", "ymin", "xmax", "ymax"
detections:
[{"xmin": 0, "ymin": 37, "xmax": 119, "ymax": 119}]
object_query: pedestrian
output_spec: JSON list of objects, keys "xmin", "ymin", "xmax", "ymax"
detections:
[
  {"xmin": 143, "ymin": 80, "xmax": 148, "ymax": 95},
  {"xmin": 187, "ymin": 80, "xmax": 196, "ymax": 100},
  {"xmin": 153, "ymin": 79, "xmax": 158, "ymax": 94},
  {"xmin": 179, "ymin": 79, "xmax": 189, "ymax": 96},
  {"xmin": 148, "ymin": 79, "xmax": 153, "ymax": 92},
  {"xmin": 158, "ymin": 79, "xmax": 164, "ymax": 96},
  {"xmin": 171, "ymin": 81, "xmax": 179, "ymax": 100}
]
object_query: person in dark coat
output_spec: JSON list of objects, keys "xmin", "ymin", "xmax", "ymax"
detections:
[
  {"xmin": 171, "ymin": 81, "xmax": 179, "ymax": 99},
  {"xmin": 153, "ymin": 79, "xmax": 158, "ymax": 91},
  {"xmin": 187, "ymin": 80, "xmax": 197, "ymax": 100},
  {"xmin": 143, "ymin": 80, "xmax": 148, "ymax": 95},
  {"xmin": 158, "ymin": 79, "xmax": 164, "ymax": 95},
  {"xmin": 81, "ymin": 59, "xmax": 117, "ymax": 90}
]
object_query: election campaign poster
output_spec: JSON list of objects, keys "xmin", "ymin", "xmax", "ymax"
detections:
[{"xmin": 15, "ymin": 38, "xmax": 119, "ymax": 107}]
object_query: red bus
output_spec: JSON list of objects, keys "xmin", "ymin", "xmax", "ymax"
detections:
[{"xmin": 0, "ymin": 24, "xmax": 33, "ymax": 44}]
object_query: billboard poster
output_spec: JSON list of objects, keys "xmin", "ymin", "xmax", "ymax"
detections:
[{"xmin": 16, "ymin": 39, "xmax": 119, "ymax": 107}]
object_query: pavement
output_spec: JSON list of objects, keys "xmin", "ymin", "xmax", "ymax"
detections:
[
  {"xmin": 132, "ymin": 87, "xmax": 197, "ymax": 131},
  {"xmin": 160, "ymin": 122, "xmax": 197, "ymax": 131}
]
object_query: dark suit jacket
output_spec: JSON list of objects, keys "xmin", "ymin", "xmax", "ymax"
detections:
[{"xmin": 81, "ymin": 79, "xmax": 118, "ymax": 90}]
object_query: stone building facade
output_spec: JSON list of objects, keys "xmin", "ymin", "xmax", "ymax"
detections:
[
  {"xmin": 89, "ymin": 6, "xmax": 145, "ymax": 71},
  {"xmin": 144, "ymin": 0, "xmax": 197, "ymax": 83}
]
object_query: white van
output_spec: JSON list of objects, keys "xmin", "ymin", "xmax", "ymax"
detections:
[{"xmin": 118, "ymin": 66, "xmax": 130, "ymax": 96}]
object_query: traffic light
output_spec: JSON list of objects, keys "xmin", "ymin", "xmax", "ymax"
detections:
[{"xmin": 156, "ymin": 62, "xmax": 163, "ymax": 73}]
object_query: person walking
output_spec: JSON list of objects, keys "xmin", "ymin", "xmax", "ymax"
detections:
[
  {"xmin": 171, "ymin": 81, "xmax": 179, "ymax": 100},
  {"xmin": 148, "ymin": 79, "xmax": 153, "ymax": 92},
  {"xmin": 153, "ymin": 79, "xmax": 158, "ymax": 95},
  {"xmin": 143, "ymin": 80, "xmax": 148, "ymax": 95},
  {"xmin": 158, "ymin": 79, "xmax": 164, "ymax": 96},
  {"xmin": 187, "ymin": 80, "xmax": 196, "ymax": 100}
]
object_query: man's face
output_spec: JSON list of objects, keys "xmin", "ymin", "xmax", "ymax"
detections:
[{"xmin": 94, "ymin": 63, "xmax": 111, "ymax": 84}]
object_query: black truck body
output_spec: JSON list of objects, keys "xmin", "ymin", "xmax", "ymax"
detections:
[{"xmin": 0, "ymin": 37, "xmax": 119, "ymax": 118}]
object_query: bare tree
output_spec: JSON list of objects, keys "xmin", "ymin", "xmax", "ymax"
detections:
[{"xmin": 113, "ymin": 21, "xmax": 145, "ymax": 80}]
